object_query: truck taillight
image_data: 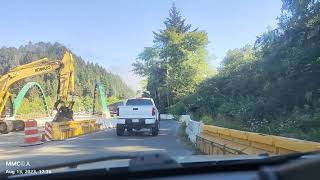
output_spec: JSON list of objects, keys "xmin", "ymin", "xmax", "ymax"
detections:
[
  {"xmin": 117, "ymin": 107, "xmax": 119, "ymax": 116},
  {"xmin": 152, "ymin": 107, "xmax": 155, "ymax": 116}
]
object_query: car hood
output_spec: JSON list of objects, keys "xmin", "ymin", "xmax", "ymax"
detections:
[{"xmin": 53, "ymin": 154, "xmax": 264, "ymax": 172}]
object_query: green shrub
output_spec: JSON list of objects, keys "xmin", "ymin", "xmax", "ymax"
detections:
[{"xmin": 169, "ymin": 101, "xmax": 187, "ymax": 115}]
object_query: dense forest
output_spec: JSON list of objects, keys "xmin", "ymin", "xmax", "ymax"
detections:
[
  {"xmin": 134, "ymin": 0, "xmax": 320, "ymax": 141},
  {"xmin": 0, "ymin": 42, "xmax": 134, "ymax": 115}
]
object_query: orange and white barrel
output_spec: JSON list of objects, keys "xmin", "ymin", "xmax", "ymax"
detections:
[
  {"xmin": 21, "ymin": 119, "xmax": 43, "ymax": 146},
  {"xmin": 44, "ymin": 122, "xmax": 52, "ymax": 142}
]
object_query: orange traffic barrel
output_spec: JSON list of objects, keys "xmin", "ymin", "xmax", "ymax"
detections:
[{"xmin": 21, "ymin": 119, "xmax": 43, "ymax": 146}]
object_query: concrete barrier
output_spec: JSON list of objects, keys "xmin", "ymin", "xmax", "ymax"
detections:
[
  {"xmin": 160, "ymin": 114, "xmax": 174, "ymax": 120},
  {"xmin": 180, "ymin": 115, "xmax": 203, "ymax": 144},
  {"xmin": 51, "ymin": 119, "xmax": 100, "ymax": 140},
  {"xmin": 96, "ymin": 119, "xmax": 118, "ymax": 129}
]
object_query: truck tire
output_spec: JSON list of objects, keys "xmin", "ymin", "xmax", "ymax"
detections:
[
  {"xmin": 127, "ymin": 127, "xmax": 133, "ymax": 133},
  {"xmin": 116, "ymin": 124, "xmax": 125, "ymax": 136},
  {"xmin": 0, "ymin": 121, "xmax": 13, "ymax": 134},
  {"xmin": 13, "ymin": 120, "xmax": 25, "ymax": 131},
  {"xmin": 151, "ymin": 122, "xmax": 159, "ymax": 136}
]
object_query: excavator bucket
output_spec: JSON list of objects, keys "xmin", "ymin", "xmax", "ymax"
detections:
[{"xmin": 53, "ymin": 106, "xmax": 74, "ymax": 122}]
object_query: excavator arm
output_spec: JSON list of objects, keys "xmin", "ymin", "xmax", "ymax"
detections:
[
  {"xmin": 0, "ymin": 52, "xmax": 75, "ymax": 122},
  {"xmin": 53, "ymin": 52, "xmax": 75, "ymax": 122}
]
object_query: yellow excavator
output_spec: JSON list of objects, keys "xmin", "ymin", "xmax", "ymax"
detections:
[{"xmin": 0, "ymin": 51, "xmax": 75, "ymax": 133}]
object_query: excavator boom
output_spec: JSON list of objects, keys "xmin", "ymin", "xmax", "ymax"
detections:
[{"xmin": 0, "ymin": 52, "xmax": 75, "ymax": 122}]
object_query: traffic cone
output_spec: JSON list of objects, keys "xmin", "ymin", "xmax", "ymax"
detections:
[{"xmin": 21, "ymin": 119, "xmax": 43, "ymax": 146}]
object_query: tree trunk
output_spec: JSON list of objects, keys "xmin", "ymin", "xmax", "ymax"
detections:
[{"xmin": 166, "ymin": 68, "xmax": 170, "ymax": 111}]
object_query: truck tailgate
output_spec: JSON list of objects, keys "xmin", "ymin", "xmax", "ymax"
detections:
[{"xmin": 118, "ymin": 106, "xmax": 153, "ymax": 119}]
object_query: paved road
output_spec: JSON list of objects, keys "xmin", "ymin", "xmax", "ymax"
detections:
[
  {"xmin": 0, "ymin": 119, "xmax": 192, "ymax": 171},
  {"xmin": 0, "ymin": 115, "xmax": 106, "ymax": 151}
]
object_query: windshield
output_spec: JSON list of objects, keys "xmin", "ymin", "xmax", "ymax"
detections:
[
  {"xmin": 1, "ymin": 0, "xmax": 320, "ymax": 176},
  {"xmin": 126, "ymin": 99, "xmax": 153, "ymax": 106}
]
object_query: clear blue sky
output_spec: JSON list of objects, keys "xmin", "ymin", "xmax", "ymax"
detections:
[{"xmin": 0, "ymin": 0, "xmax": 282, "ymax": 90}]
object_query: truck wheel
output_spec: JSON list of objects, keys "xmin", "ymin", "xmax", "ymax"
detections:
[
  {"xmin": 0, "ymin": 121, "xmax": 13, "ymax": 134},
  {"xmin": 116, "ymin": 124, "xmax": 125, "ymax": 136},
  {"xmin": 151, "ymin": 123, "xmax": 159, "ymax": 136},
  {"xmin": 127, "ymin": 127, "xmax": 133, "ymax": 133},
  {"xmin": 13, "ymin": 120, "xmax": 25, "ymax": 131}
]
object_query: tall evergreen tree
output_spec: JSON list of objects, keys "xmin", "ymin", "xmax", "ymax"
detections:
[
  {"xmin": 160, "ymin": 3, "xmax": 191, "ymax": 34},
  {"xmin": 133, "ymin": 3, "xmax": 212, "ymax": 112}
]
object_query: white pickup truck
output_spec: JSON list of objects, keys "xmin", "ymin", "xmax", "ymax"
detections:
[{"xmin": 116, "ymin": 98, "xmax": 160, "ymax": 136}]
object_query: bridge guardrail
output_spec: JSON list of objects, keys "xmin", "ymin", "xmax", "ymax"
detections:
[
  {"xmin": 181, "ymin": 115, "xmax": 320, "ymax": 155},
  {"xmin": 197, "ymin": 124, "xmax": 320, "ymax": 155},
  {"xmin": 51, "ymin": 119, "xmax": 100, "ymax": 140}
]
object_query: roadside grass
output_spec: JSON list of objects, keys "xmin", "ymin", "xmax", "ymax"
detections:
[
  {"xmin": 200, "ymin": 115, "xmax": 320, "ymax": 142},
  {"xmin": 177, "ymin": 121, "xmax": 203, "ymax": 155},
  {"xmin": 201, "ymin": 115, "xmax": 242, "ymax": 130}
]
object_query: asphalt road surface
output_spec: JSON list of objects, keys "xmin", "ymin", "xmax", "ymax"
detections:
[{"xmin": 0, "ymin": 119, "xmax": 192, "ymax": 171}]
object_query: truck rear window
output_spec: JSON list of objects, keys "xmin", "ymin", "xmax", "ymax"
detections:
[{"xmin": 126, "ymin": 99, "xmax": 153, "ymax": 106}]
